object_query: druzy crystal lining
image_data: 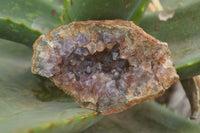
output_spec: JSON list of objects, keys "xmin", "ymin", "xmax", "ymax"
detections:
[{"xmin": 32, "ymin": 20, "xmax": 179, "ymax": 115}]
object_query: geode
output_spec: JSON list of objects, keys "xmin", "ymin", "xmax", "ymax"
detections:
[{"xmin": 31, "ymin": 20, "xmax": 179, "ymax": 115}]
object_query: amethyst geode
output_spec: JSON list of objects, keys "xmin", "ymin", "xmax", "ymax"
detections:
[{"xmin": 32, "ymin": 20, "xmax": 179, "ymax": 114}]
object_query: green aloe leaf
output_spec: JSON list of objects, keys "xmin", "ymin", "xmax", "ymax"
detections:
[
  {"xmin": 160, "ymin": 0, "xmax": 199, "ymax": 10},
  {"xmin": 83, "ymin": 101, "xmax": 200, "ymax": 133},
  {"xmin": 50, "ymin": 0, "xmax": 64, "ymax": 7},
  {"xmin": 0, "ymin": 18, "xmax": 41, "ymax": 47},
  {"xmin": 0, "ymin": 0, "xmax": 62, "ymax": 45},
  {"xmin": 128, "ymin": 0, "xmax": 150, "ymax": 23},
  {"xmin": 139, "ymin": 0, "xmax": 200, "ymax": 79},
  {"xmin": 0, "ymin": 39, "xmax": 103, "ymax": 133},
  {"xmin": 63, "ymin": 0, "xmax": 150, "ymax": 23}
]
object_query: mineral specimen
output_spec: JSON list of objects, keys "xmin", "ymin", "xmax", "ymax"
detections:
[{"xmin": 32, "ymin": 20, "xmax": 179, "ymax": 115}]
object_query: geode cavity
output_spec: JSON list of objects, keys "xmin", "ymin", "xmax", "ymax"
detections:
[{"xmin": 31, "ymin": 20, "xmax": 179, "ymax": 115}]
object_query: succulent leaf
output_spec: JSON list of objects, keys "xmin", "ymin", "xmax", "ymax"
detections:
[
  {"xmin": 0, "ymin": 18, "xmax": 41, "ymax": 47},
  {"xmin": 160, "ymin": 0, "xmax": 199, "ymax": 10},
  {"xmin": 128, "ymin": 0, "xmax": 150, "ymax": 23},
  {"xmin": 83, "ymin": 101, "xmax": 200, "ymax": 133},
  {"xmin": 63, "ymin": 0, "xmax": 149, "ymax": 23},
  {"xmin": 0, "ymin": 0, "xmax": 62, "ymax": 44}
]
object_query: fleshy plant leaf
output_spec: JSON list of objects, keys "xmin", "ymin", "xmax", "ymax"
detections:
[
  {"xmin": 0, "ymin": 0, "xmax": 62, "ymax": 45},
  {"xmin": 63, "ymin": 0, "xmax": 150, "ymax": 23},
  {"xmin": 83, "ymin": 101, "xmax": 200, "ymax": 133}
]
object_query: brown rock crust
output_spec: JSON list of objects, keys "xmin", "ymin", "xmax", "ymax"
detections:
[{"xmin": 32, "ymin": 20, "xmax": 179, "ymax": 115}]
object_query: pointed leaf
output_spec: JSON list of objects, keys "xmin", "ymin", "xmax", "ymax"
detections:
[
  {"xmin": 0, "ymin": 0, "xmax": 63, "ymax": 45},
  {"xmin": 0, "ymin": 18, "xmax": 41, "ymax": 47},
  {"xmin": 128, "ymin": 0, "xmax": 150, "ymax": 24},
  {"xmin": 160, "ymin": 0, "xmax": 199, "ymax": 10},
  {"xmin": 63, "ymin": 0, "xmax": 149, "ymax": 23},
  {"xmin": 83, "ymin": 101, "xmax": 200, "ymax": 133}
]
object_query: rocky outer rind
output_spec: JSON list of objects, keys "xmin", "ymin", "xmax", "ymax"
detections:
[{"xmin": 32, "ymin": 20, "xmax": 179, "ymax": 115}]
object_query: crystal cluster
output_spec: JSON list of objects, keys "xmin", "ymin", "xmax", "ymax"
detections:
[{"xmin": 32, "ymin": 20, "xmax": 179, "ymax": 115}]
